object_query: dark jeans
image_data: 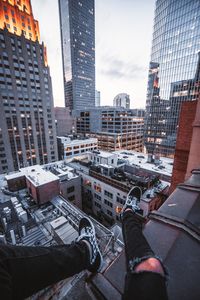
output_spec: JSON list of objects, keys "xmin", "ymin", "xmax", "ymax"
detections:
[
  {"xmin": 122, "ymin": 210, "xmax": 168, "ymax": 300},
  {"xmin": 0, "ymin": 212, "xmax": 168, "ymax": 300},
  {"xmin": 0, "ymin": 242, "xmax": 90, "ymax": 300}
]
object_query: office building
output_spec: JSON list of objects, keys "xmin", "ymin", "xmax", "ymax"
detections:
[
  {"xmin": 76, "ymin": 107, "xmax": 144, "ymax": 152},
  {"xmin": 113, "ymin": 93, "xmax": 130, "ymax": 109},
  {"xmin": 95, "ymin": 89, "xmax": 100, "ymax": 106},
  {"xmin": 57, "ymin": 136, "xmax": 98, "ymax": 160},
  {"xmin": 145, "ymin": 0, "xmax": 200, "ymax": 157},
  {"xmin": 58, "ymin": 0, "xmax": 95, "ymax": 110},
  {"xmin": 0, "ymin": 0, "xmax": 58, "ymax": 173}
]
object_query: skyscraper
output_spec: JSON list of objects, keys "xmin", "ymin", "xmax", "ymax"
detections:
[
  {"xmin": 144, "ymin": 0, "xmax": 200, "ymax": 157},
  {"xmin": 58, "ymin": 0, "xmax": 95, "ymax": 111},
  {"xmin": 113, "ymin": 93, "xmax": 130, "ymax": 109},
  {"xmin": 95, "ymin": 90, "xmax": 100, "ymax": 106},
  {"xmin": 0, "ymin": 0, "xmax": 58, "ymax": 173}
]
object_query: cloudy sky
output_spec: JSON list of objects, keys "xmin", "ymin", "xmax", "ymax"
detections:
[{"xmin": 32, "ymin": 0, "xmax": 155, "ymax": 108}]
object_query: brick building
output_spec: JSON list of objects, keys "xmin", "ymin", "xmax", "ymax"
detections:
[{"xmin": 170, "ymin": 101, "xmax": 197, "ymax": 193}]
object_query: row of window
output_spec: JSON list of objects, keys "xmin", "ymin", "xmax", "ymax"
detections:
[
  {"xmin": 94, "ymin": 202, "xmax": 113, "ymax": 217},
  {"xmin": 104, "ymin": 190, "xmax": 113, "ymax": 199}
]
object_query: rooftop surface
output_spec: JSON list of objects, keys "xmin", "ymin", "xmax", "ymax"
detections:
[
  {"xmin": 24, "ymin": 166, "xmax": 59, "ymax": 186},
  {"xmin": 5, "ymin": 162, "xmax": 79, "ymax": 187},
  {"xmin": 57, "ymin": 136, "xmax": 98, "ymax": 144},
  {"xmin": 114, "ymin": 150, "xmax": 173, "ymax": 178},
  {"xmin": 91, "ymin": 150, "xmax": 115, "ymax": 158},
  {"xmin": 45, "ymin": 163, "xmax": 78, "ymax": 180}
]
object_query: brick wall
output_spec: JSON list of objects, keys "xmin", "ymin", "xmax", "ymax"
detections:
[
  {"xmin": 170, "ymin": 101, "xmax": 197, "ymax": 193},
  {"xmin": 26, "ymin": 178, "xmax": 60, "ymax": 204}
]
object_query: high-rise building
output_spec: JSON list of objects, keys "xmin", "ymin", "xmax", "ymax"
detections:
[
  {"xmin": 95, "ymin": 90, "xmax": 100, "ymax": 106},
  {"xmin": 76, "ymin": 107, "xmax": 144, "ymax": 152},
  {"xmin": 58, "ymin": 0, "xmax": 95, "ymax": 110},
  {"xmin": 0, "ymin": 0, "xmax": 58, "ymax": 173},
  {"xmin": 144, "ymin": 0, "xmax": 200, "ymax": 157},
  {"xmin": 113, "ymin": 93, "xmax": 130, "ymax": 109}
]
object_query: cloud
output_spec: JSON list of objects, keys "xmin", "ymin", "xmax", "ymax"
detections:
[{"xmin": 99, "ymin": 55, "xmax": 146, "ymax": 80}]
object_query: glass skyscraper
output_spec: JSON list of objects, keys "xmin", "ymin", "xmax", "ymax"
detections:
[
  {"xmin": 145, "ymin": 0, "xmax": 200, "ymax": 157},
  {"xmin": 58, "ymin": 0, "xmax": 95, "ymax": 111}
]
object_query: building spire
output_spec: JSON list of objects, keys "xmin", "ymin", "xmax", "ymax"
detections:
[{"xmin": 0, "ymin": 0, "xmax": 40, "ymax": 41}]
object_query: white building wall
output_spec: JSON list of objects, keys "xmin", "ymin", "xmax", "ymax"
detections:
[
  {"xmin": 81, "ymin": 172, "xmax": 160, "ymax": 219},
  {"xmin": 58, "ymin": 137, "xmax": 98, "ymax": 160}
]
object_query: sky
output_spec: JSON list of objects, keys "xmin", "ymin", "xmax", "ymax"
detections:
[{"xmin": 32, "ymin": 0, "xmax": 155, "ymax": 109}]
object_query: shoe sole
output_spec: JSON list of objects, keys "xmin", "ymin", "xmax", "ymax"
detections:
[
  {"xmin": 127, "ymin": 186, "xmax": 142, "ymax": 203},
  {"xmin": 79, "ymin": 217, "xmax": 103, "ymax": 272}
]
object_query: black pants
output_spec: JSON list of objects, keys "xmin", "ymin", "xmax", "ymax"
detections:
[
  {"xmin": 0, "ymin": 212, "xmax": 168, "ymax": 300},
  {"xmin": 122, "ymin": 210, "xmax": 168, "ymax": 300}
]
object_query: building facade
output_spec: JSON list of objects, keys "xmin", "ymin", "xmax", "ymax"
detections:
[
  {"xmin": 0, "ymin": 0, "xmax": 58, "ymax": 173},
  {"xmin": 95, "ymin": 90, "xmax": 100, "ymax": 106},
  {"xmin": 169, "ymin": 100, "xmax": 197, "ymax": 193},
  {"xmin": 145, "ymin": 0, "xmax": 200, "ymax": 157},
  {"xmin": 69, "ymin": 152, "xmax": 169, "ymax": 224},
  {"xmin": 113, "ymin": 93, "xmax": 130, "ymax": 109},
  {"xmin": 76, "ymin": 107, "xmax": 144, "ymax": 152},
  {"xmin": 58, "ymin": 0, "xmax": 95, "ymax": 110},
  {"xmin": 57, "ymin": 136, "xmax": 98, "ymax": 160}
]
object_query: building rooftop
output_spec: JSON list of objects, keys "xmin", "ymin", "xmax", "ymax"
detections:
[
  {"xmin": 57, "ymin": 136, "xmax": 97, "ymax": 144},
  {"xmin": 114, "ymin": 150, "xmax": 173, "ymax": 178},
  {"xmin": 50, "ymin": 216, "xmax": 68, "ymax": 230},
  {"xmin": 22, "ymin": 165, "xmax": 59, "ymax": 187},
  {"xmin": 141, "ymin": 181, "xmax": 169, "ymax": 202},
  {"xmin": 94, "ymin": 150, "xmax": 115, "ymax": 158},
  {"xmin": 44, "ymin": 161, "xmax": 79, "ymax": 181},
  {"xmin": 50, "ymin": 216, "xmax": 78, "ymax": 244}
]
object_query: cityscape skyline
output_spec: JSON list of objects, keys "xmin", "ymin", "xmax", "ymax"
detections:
[{"xmin": 32, "ymin": 0, "xmax": 155, "ymax": 109}]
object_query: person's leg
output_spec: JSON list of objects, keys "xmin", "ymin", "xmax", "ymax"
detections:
[
  {"xmin": 0, "ymin": 241, "xmax": 89, "ymax": 300},
  {"xmin": 0, "ymin": 216, "xmax": 103, "ymax": 300},
  {"xmin": 122, "ymin": 210, "xmax": 168, "ymax": 300}
]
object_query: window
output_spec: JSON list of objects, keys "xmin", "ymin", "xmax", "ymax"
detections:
[
  {"xmin": 94, "ymin": 193, "xmax": 101, "ymax": 201},
  {"xmin": 116, "ymin": 196, "xmax": 125, "ymax": 205},
  {"xmin": 104, "ymin": 199, "xmax": 113, "ymax": 208},
  {"xmin": 107, "ymin": 210, "xmax": 113, "ymax": 217},
  {"xmin": 67, "ymin": 186, "xmax": 75, "ymax": 194},
  {"xmin": 104, "ymin": 190, "xmax": 113, "ymax": 199},
  {"xmin": 68, "ymin": 195, "xmax": 75, "ymax": 202},
  {"xmin": 94, "ymin": 202, "xmax": 101, "ymax": 209}
]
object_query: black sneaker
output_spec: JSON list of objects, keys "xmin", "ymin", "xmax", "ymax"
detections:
[
  {"xmin": 121, "ymin": 186, "xmax": 142, "ymax": 217},
  {"xmin": 77, "ymin": 217, "xmax": 103, "ymax": 273}
]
